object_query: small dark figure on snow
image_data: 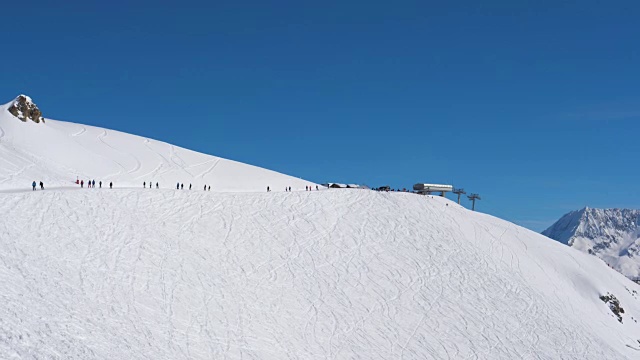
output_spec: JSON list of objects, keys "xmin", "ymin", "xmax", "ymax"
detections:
[
  {"xmin": 208, "ymin": 186, "xmax": 210, "ymax": 191},
  {"xmin": 92, "ymin": 180, "xmax": 95, "ymax": 188},
  {"xmin": 143, "ymin": 182, "xmax": 146, "ymax": 188},
  {"xmin": 156, "ymin": 182, "xmax": 159, "ymax": 189},
  {"xmin": 316, "ymin": 185, "xmax": 318, "ymax": 191},
  {"xmin": 99, "ymin": 181, "xmax": 102, "ymax": 188},
  {"xmin": 189, "ymin": 183, "xmax": 192, "ymax": 190},
  {"xmin": 40, "ymin": 181, "xmax": 44, "ymax": 190},
  {"xmin": 81, "ymin": 180, "xmax": 84, "ymax": 188},
  {"xmin": 110, "ymin": 182, "xmax": 113, "ymax": 189},
  {"xmin": 267, "ymin": 186, "xmax": 270, "ymax": 192},
  {"xmin": 288, "ymin": 187, "xmax": 291, "ymax": 192},
  {"xmin": 204, "ymin": 185, "xmax": 207, "ymax": 191},
  {"xmin": 32, "ymin": 181, "xmax": 36, "ymax": 191},
  {"xmin": 181, "ymin": 183, "xmax": 184, "ymax": 190},
  {"xmin": 176, "ymin": 182, "xmax": 179, "ymax": 190}
]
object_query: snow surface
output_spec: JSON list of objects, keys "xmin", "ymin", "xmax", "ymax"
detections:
[
  {"xmin": 1, "ymin": 189, "xmax": 640, "ymax": 359},
  {"xmin": 543, "ymin": 207, "xmax": 640, "ymax": 279},
  {"xmin": 0, "ymin": 99, "xmax": 315, "ymax": 192},
  {"xmin": 2, "ymin": 97, "xmax": 640, "ymax": 358}
]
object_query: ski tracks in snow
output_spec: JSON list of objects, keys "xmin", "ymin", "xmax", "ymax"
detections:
[
  {"xmin": 70, "ymin": 125, "xmax": 87, "ymax": 137},
  {"xmin": 0, "ymin": 190, "xmax": 636, "ymax": 359},
  {"xmin": 97, "ymin": 129, "xmax": 128, "ymax": 178}
]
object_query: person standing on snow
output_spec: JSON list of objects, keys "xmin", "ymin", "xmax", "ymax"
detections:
[
  {"xmin": 99, "ymin": 181, "xmax": 102, "ymax": 188},
  {"xmin": 189, "ymin": 184, "xmax": 192, "ymax": 190},
  {"xmin": 81, "ymin": 180, "xmax": 84, "ymax": 188},
  {"xmin": 143, "ymin": 182, "xmax": 146, "ymax": 188},
  {"xmin": 267, "ymin": 186, "xmax": 270, "ymax": 192},
  {"xmin": 40, "ymin": 181, "xmax": 44, "ymax": 190},
  {"xmin": 204, "ymin": 184, "xmax": 206, "ymax": 191},
  {"xmin": 92, "ymin": 180, "xmax": 95, "ymax": 188},
  {"xmin": 156, "ymin": 182, "xmax": 159, "ymax": 189},
  {"xmin": 32, "ymin": 181, "xmax": 36, "ymax": 191},
  {"xmin": 110, "ymin": 182, "xmax": 113, "ymax": 189},
  {"xmin": 181, "ymin": 183, "xmax": 184, "ymax": 190},
  {"xmin": 208, "ymin": 186, "xmax": 210, "ymax": 191},
  {"xmin": 176, "ymin": 182, "xmax": 179, "ymax": 190}
]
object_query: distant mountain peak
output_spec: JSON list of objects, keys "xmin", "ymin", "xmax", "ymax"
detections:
[
  {"xmin": 7, "ymin": 94, "xmax": 44, "ymax": 123},
  {"xmin": 543, "ymin": 207, "xmax": 640, "ymax": 278}
]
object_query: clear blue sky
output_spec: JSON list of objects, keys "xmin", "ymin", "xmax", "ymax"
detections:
[{"xmin": 1, "ymin": 0, "xmax": 638, "ymax": 231}]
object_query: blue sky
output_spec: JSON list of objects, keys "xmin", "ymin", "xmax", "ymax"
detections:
[{"xmin": 1, "ymin": 0, "xmax": 638, "ymax": 231}]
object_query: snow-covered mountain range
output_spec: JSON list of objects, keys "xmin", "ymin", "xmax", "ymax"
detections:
[
  {"xmin": 1, "ymin": 95, "xmax": 640, "ymax": 358},
  {"xmin": 543, "ymin": 207, "xmax": 640, "ymax": 279},
  {"xmin": 0, "ymin": 95, "xmax": 314, "ymax": 192}
]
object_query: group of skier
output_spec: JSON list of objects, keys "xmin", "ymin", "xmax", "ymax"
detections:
[
  {"xmin": 31, "ymin": 181, "xmax": 44, "ymax": 191},
  {"xmin": 143, "ymin": 182, "xmax": 160, "ymax": 189},
  {"xmin": 174, "ymin": 183, "xmax": 211, "ymax": 191},
  {"xmin": 277, "ymin": 185, "xmax": 320, "ymax": 192},
  {"xmin": 36, "ymin": 179, "xmax": 323, "ymax": 193},
  {"xmin": 79, "ymin": 179, "xmax": 112, "ymax": 189}
]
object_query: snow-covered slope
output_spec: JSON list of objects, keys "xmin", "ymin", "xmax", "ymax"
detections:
[
  {"xmin": 0, "ymin": 96, "xmax": 314, "ymax": 192},
  {"xmin": 1, "ymin": 189, "xmax": 640, "ymax": 359},
  {"xmin": 543, "ymin": 208, "xmax": 640, "ymax": 278}
]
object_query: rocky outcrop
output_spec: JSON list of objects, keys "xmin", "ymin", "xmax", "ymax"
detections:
[{"xmin": 7, "ymin": 95, "xmax": 44, "ymax": 123}]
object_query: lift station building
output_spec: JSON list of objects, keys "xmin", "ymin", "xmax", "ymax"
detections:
[{"xmin": 413, "ymin": 183, "xmax": 454, "ymax": 197}]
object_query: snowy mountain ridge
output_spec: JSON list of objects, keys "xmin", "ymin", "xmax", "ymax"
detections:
[
  {"xmin": 2, "ymin": 189, "xmax": 640, "ymax": 359},
  {"xmin": 543, "ymin": 207, "xmax": 640, "ymax": 278},
  {"xmin": 1, "ymin": 95, "xmax": 640, "ymax": 358},
  {"xmin": 0, "ymin": 95, "xmax": 315, "ymax": 192}
]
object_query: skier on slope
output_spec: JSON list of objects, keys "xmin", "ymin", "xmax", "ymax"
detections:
[{"xmin": 32, "ymin": 181, "xmax": 36, "ymax": 191}]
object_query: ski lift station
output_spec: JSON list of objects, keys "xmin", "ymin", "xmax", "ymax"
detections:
[{"xmin": 413, "ymin": 183, "xmax": 453, "ymax": 196}]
